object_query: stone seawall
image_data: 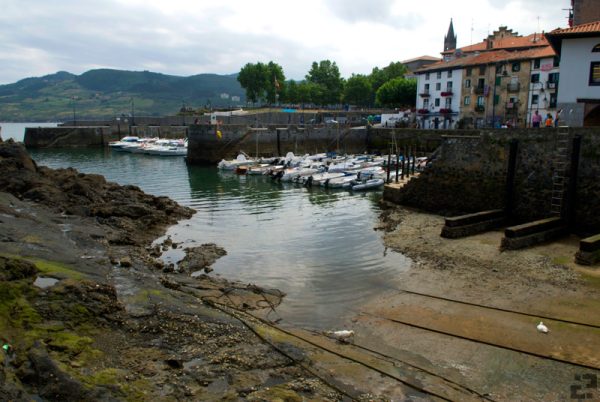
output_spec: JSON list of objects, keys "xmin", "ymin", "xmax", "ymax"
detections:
[
  {"xmin": 186, "ymin": 124, "xmax": 447, "ymax": 165},
  {"xmin": 384, "ymin": 127, "xmax": 600, "ymax": 233},
  {"xmin": 24, "ymin": 126, "xmax": 189, "ymax": 148}
]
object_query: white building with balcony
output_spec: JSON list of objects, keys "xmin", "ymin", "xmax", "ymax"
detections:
[
  {"xmin": 415, "ymin": 66, "xmax": 463, "ymax": 129},
  {"xmin": 546, "ymin": 21, "xmax": 600, "ymax": 126},
  {"xmin": 526, "ymin": 51, "xmax": 560, "ymax": 126}
]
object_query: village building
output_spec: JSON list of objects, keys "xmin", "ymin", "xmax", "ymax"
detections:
[
  {"xmin": 415, "ymin": 22, "xmax": 559, "ymax": 129},
  {"xmin": 546, "ymin": 20, "xmax": 600, "ymax": 127}
]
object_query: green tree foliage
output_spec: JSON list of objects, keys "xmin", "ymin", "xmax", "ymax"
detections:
[
  {"xmin": 369, "ymin": 62, "xmax": 409, "ymax": 93},
  {"xmin": 237, "ymin": 61, "xmax": 285, "ymax": 105},
  {"xmin": 375, "ymin": 77, "xmax": 417, "ymax": 107},
  {"xmin": 264, "ymin": 62, "xmax": 285, "ymax": 105},
  {"xmin": 237, "ymin": 62, "xmax": 267, "ymax": 104},
  {"xmin": 343, "ymin": 74, "xmax": 372, "ymax": 107},
  {"xmin": 305, "ymin": 60, "xmax": 344, "ymax": 105}
]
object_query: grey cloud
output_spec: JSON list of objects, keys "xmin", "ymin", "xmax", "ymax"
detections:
[{"xmin": 323, "ymin": 0, "xmax": 423, "ymax": 28}]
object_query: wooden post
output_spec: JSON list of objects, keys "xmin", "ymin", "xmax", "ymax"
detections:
[
  {"xmin": 386, "ymin": 147, "xmax": 392, "ymax": 183},
  {"xmin": 395, "ymin": 152, "xmax": 400, "ymax": 183}
]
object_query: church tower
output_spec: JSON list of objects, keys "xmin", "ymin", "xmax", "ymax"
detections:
[{"xmin": 444, "ymin": 19, "xmax": 457, "ymax": 52}]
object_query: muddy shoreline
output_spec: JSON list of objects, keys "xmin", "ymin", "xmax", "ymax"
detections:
[{"xmin": 0, "ymin": 140, "xmax": 343, "ymax": 401}]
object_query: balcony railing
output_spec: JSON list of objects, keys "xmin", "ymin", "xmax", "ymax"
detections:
[
  {"xmin": 546, "ymin": 81, "xmax": 557, "ymax": 89},
  {"xmin": 505, "ymin": 102, "xmax": 518, "ymax": 110},
  {"xmin": 507, "ymin": 82, "xmax": 520, "ymax": 92},
  {"xmin": 441, "ymin": 91, "xmax": 453, "ymax": 97},
  {"xmin": 439, "ymin": 108, "xmax": 453, "ymax": 114},
  {"xmin": 419, "ymin": 90, "xmax": 431, "ymax": 97},
  {"xmin": 417, "ymin": 109, "xmax": 429, "ymax": 114},
  {"xmin": 474, "ymin": 87, "xmax": 485, "ymax": 95},
  {"xmin": 474, "ymin": 105, "xmax": 485, "ymax": 112}
]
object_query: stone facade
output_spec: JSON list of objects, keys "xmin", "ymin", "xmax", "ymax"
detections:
[{"xmin": 384, "ymin": 128, "xmax": 600, "ymax": 233}]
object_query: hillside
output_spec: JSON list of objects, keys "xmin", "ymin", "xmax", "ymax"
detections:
[{"xmin": 0, "ymin": 69, "xmax": 246, "ymax": 121}]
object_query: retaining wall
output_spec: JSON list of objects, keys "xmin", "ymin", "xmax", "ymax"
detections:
[{"xmin": 384, "ymin": 127, "xmax": 600, "ymax": 233}]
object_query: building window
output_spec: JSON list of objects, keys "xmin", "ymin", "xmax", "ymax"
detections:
[
  {"xmin": 477, "ymin": 96, "xmax": 485, "ymax": 106},
  {"xmin": 494, "ymin": 94, "xmax": 500, "ymax": 105},
  {"xmin": 466, "ymin": 67, "xmax": 472, "ymax": 76},
  {"xmin": 423, "ymin": 98, "xmax": 429, "ymax": 109},
  {"xmin": 531, "ymin": 73, "xmax": 540, "ymax": 83},
  {"xmin": 435, "ymin": 98, "xmax": 440, "ymax": 107},
  {"xmin": 448, "ymin": 70, "xmax": 453, "ymax": 78},
  {"xmin": 426, "ymin": 72, "xmax": 430, "ymax": 80},
  {"xmin": 464, "ymin": 96, "xmax": 471, "ymax": 105},
  {"xmin": 533, "ymin": 59, "xmax": 540, "ymax": 69},
  {"xmin": 591, "ymin": 62, "xmax": 600, "ymax": 86},
  {"xmin": 532, "ymin": 94, "xmax": 539, "ymax": 105},
  {"xmin": 424, "ymin": 83, "xmax": 430, "ymax": 91},
  {"xmin": 436, "ymin": 82, "xmax": 441, "ymax": 90},
  {"xmin": 479, "ymin": 66, "xmax": 486, "ymax": 75},
  {"xmin": 553, "ymin": 56, "xmax": 560, "ymax": 67},
  {"xmin": 593, "ymin": 44, "xmax": 600, "ymax": 52},
  {"xmin": 548, "ymin": 72, "xmax": 559, "ymax": 83},
  {"xmin": 511, "ymin": 62, "xmax": 520, "ymax": 72},
  {"xmin": 445, "ymin": 98, "xmax": 452, "ymax": 108},
  {"xmin": 437, "ymin": 71, "xmax": 442, "ymax": 79},
  {"xmin": 465, "ymin": 79, "xmax": 471, "ymax": 88},
  {"xmin": 477, "ymin": 78, "xmax": 485, "ymax": 88},
  {"xmin": 447, "ymin": 81, "xmax": 453, "ymax": 90}
]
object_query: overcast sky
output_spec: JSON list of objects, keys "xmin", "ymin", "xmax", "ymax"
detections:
[{"xmin": 0, "ymin": 0, "xmax": 569, "ymax": 84}]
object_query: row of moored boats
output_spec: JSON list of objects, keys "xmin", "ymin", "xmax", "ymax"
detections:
[
  {"xmin": 218, "ymin": 152, "xmax": 425, "ymax": 191},
  {"xmin": 108, "ymin": 136, "xmax": 187, "ymax": 156}
]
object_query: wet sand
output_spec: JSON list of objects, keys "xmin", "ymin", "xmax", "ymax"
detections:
[{"xmin": 355, "ymin": 203, "xmax": 600, "ymax": 401}]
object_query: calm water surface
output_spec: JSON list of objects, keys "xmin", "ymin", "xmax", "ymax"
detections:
[{"xmin": 30, "ymin": 148, "xmax": 411, "ymax": 330}]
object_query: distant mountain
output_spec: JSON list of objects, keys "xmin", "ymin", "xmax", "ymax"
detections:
[{"xmin": 0, "ymin": 69, "xmax": 246, "ymax": 121}]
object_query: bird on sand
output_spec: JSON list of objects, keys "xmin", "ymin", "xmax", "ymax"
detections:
[
  {"xmin": 324, "ymin": 330, "xmax": 355, "ymax": 343},
  {"xmin": 536, "ymin": 321, "xmax": 549, "ymax": 333}
]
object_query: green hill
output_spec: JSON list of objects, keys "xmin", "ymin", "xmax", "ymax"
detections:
[{"xmin": 0, "ymin": 69, "xmax": 246, "ymax": 121}]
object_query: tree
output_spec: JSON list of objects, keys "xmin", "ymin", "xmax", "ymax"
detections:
[
  {"xmin": 375, "ymin": 77, "xmax": 417, "ymax": 107},
  {"xmin": 343, "ymin": 74, "xmax": 372, "ymax": 107},
  {"xmin": 369, "ymin": 62, "xmax": 409, "ymax": 93},
  {"xmin": 305, "ymin": 60, "xmax": 344, "ymax": 106},
  {"xmin": 237, "ymin": 62, "xmax": 267, "ymax": 104},
  {"xmin": 237, "ymin": 61, "xmax": 285, "ymax": 105},
  {"xmin": 264, "ymin": 62, "xmax": 285, "ymax": 105}
]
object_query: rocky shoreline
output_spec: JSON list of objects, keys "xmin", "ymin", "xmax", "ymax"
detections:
[{"xmin": 0, "ymin": 139, "xmax": 342, "ymax": 401}]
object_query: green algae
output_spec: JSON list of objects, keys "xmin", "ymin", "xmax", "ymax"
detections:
[{"xmin": 30, "ymin": 259, "xmax": 85, "ymax": 280}]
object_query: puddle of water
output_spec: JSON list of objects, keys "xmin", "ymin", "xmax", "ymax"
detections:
[{"xmin": 33, "ymin": 276, "xmax": 59, "ymax": 289}]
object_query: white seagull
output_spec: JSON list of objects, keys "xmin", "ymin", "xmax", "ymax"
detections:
[{"xmin": 536, "ymin": 321, "xmax": 549, "ymax": 334}]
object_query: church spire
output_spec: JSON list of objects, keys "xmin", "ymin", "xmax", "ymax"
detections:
[{"xmin": 444, "ymin": 18, "xmax": 457, "ymax": 52}]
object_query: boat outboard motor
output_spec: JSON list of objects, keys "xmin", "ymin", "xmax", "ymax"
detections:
[{"xmin": 304, "ymin": 176, "xmax": 313, "ymax": 187}]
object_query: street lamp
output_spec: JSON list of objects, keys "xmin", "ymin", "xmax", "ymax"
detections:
[
  {"xmin": 130, "ymin": 98, "xmax": 135, "ymax": 126},
  {"xmin": 71, "ymin": 96, "xmax": 77, "ymax": 126}
]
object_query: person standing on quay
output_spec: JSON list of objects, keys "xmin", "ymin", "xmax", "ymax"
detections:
[
  {"xmin": 545, "ymin": 113, "xmax": 554, "ymax": 127},
  {"xmin": 532, "ymin": 111, "xmax": 542, "ymax": 128}
]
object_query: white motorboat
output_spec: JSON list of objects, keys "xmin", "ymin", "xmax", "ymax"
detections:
[
  {"xmin": 351, "ymin": 178, "xmax": 385, "ymax": 191},
  {"xmin": 217, "ymin": 154, "xmax": 257, "ymax": 170},
  {"xmin": 309, "ymin": 172, "xmax": 346, "ymax": 186},
  {"xmin": 108, "ymin": 136, "xmax": 140, "ymax": 149},
  {"xmin": 324, "ymin": 174, "xmax": 357, "ymax": 189},
  {"xmin": 144, "ymin": 140, "xmax": 187, "ymax": 156}
]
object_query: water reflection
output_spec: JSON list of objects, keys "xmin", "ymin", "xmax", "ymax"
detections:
[{"xmin": 30, "ymin": 148, "xmax": 411, "ymax": 330}]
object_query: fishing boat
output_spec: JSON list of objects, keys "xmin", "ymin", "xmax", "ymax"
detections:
[{"xmin": 217, "ymin": 154, "xmax": 257, "ymax": 170}]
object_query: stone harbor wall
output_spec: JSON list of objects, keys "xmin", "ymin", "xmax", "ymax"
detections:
[
  {"xmin": 384, "ymin": 127, "xmax": 600, "ymax": 233},
  {"xmin": 185, "ymin": 125, "xmax": 448, "ymax": 165}
]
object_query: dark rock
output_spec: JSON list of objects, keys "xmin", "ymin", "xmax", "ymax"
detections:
[
  {"xmin": 0, "ymin": 256, "xmax": 38, "ymax": 281},
  {"xmin": 119, "ymin": 256, "xmax": 132, "ymax": 268},
  {"xmin": 177, "ymin": 244, "xmax": 227, "ymax": 274}
]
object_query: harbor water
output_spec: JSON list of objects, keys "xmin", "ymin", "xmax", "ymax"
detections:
[{"xmin": 29, "ymin": 148, "xmax": 411, "ymax": 330}]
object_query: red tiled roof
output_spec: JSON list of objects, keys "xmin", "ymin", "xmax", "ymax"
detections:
[
  {"xmin": 545, "ymin": 20, "xmax": 600, "ymax": 53},
  {"xmin": 416, "ymin": 46, "xmax": 556, "ymax": 73},
  {"xmin": 548, "ymin": 20, "xmax": 600, "ymax": 36},
  {"xmin": 442, "ymin": 33, "xmax": 548, "ymax": 54},
  {"xmin": 401, "ymin": 55, "xmax": 441, "ymax": 63}
]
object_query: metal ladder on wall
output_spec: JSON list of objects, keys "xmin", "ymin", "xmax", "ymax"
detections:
[{"xmin": 550, "ymin": 127, "xmax": 570, "ymax": 217}]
